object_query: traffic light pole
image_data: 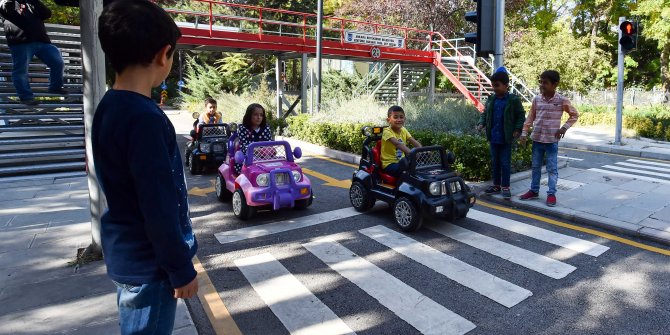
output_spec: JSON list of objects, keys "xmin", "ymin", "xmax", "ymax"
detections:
[
  {"xmin": 493, "ymin": 0, "xmax": 505, "ymax": 70},
  {"xmin": 615, "ymin": 16, "xmax": 625, "ymax": 145},
  {"xmin": 315, "ymin": 0, "xmax": 323, "ymax": 113}
]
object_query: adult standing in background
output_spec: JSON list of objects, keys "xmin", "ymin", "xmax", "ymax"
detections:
[{"xmin": 0, "ymin": 0, "xmax": 67, "ymax": 106}]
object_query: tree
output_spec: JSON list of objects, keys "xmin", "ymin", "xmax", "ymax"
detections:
[
  {"xmin": 635, "ymin": 0, "xmax": 670, "ymax": 98},
  {"xmin": 506, "ymin": 26, "xmax": 609, "ymax": 92},
  {"xmin": 44, "ymin": 0, "xmax": 80, "ymax": 25}
]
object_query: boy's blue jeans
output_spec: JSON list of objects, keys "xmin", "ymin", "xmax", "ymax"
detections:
[
  {"xmin": 530, "ymin": 142, "xmax": 559, "ymax": 195},
  {"xmin": 489, "ymin": 142, "xmax": 512, "ymax": 187},
  {"xmin": 9, "ymin": 42, "xmax": 64, "ymax": 100},
  {"xmin": 114, "ymin": 279, "xmax": 177, "ymax": 335}
]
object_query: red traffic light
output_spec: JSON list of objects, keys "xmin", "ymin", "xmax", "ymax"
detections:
[{"xmin": 620, "ymin": 21, "xmax": 636, "ymax": 35}]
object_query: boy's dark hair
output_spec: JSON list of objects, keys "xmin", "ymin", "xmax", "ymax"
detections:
[
  {"xmin": 204, "ymin": 97, "xmax": 217, "ymax": 106},
  {"xmin": 242, "ymin": 103, "xmax": 267, "ymax": 129},
  {"xmin": 490, "ymin": 71, "xmax": 510, "ymax": 86},
  {"xmin": 98, "ymin": 0, "xmax": 181, "ymax": 74},
  {"xmin": 387, "ymin": 105, "xmax": 405, "ymax": 117},
  {"xmin": 540, "ymin": 70, "xmax": 560, "ymax": 84}
]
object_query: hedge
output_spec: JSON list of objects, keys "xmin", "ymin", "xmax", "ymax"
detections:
[{"xmin": 286, "ymin": 114, "xmax": 533, "ymax": 181}]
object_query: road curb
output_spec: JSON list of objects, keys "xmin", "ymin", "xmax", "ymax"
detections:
[
  {"xmin": 480, "ymin": 193, "xmax": 670, "ymax": 247},
  {"xmin": 560, "ymin": 141, "xmax": 670, "ymax": 161},
  {"xmin": 477, "ymin": 162, "xmax": 670, "ymax": 247}
]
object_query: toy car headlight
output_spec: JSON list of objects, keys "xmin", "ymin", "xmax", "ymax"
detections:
[
  {"xmin": 200, "ymin": 143, "xmax": 211, "ymax": 153},
  {"xmin": 292, "ymin": 170, "xmax": 302, "ymax": 182},
  {"xmin": 429, "ymin": 182, "xmax": 441, "ymax": 196},
  {"xmin": 256, "ymin": 173, "xmax": 269, "ymax": 187}
]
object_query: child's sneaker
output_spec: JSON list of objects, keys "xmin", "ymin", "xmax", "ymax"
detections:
[
  {"xmin": 519, "ymin": 190, "xmax": 538, "ymax": 200},
  {"xmin": 546, "ymin": 194, "xmax": 557, "ymax": 207},
  {"xmin": 502, "ymin": 187, "xmax": 512, "ymax": 199},
  {"xmin": 484, "ymin": 185, "xmax": 501, "ymax": 194}
]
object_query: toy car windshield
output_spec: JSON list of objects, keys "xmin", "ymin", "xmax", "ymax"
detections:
[
  {"xmin": 251, "ymin": 144, "xmax": 288, "ymax": 163},
  {"xmin": 199, "ymin": 124, "xmax": 230, "ymax": 140}
]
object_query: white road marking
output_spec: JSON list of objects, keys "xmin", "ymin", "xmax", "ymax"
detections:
[
  {"xmin": 215, "ymin": 207, "xmax": 362, "ymax": 244},
  {"xmin": 235, "ymin": 253, "xmax": 355, "ymax": 335},
  {"xmin": 428, "ymin": 224, "xmax": 576, "ymax": 279},
  {"xmin": 601, "ymin": 165, "xmax": 670, "ymax": 179},
  {"xmin": 615, "ymin": 161, "xmax": 670, "ymax": 173},
  {"xmin": 303, "ymin": 238, "xmax": 476, "ymax": 335},
  {"xmin": 467, "ymin": 209, "xmax": 609, "ymax": 257},
  {"xmin": 359, "ymin": 225, "xmax": 532, "ymax": 308},
  {"xmin": 589, "ymin": 168, "xmax": 670, "ymax": 184},
  {"xmin": 627, "ymin": 159, "xmax": 670, "ymax": 169}
]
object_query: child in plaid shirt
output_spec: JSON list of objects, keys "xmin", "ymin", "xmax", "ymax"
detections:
[{"xmin": 519, "ymin": 70, "xmax": 579, "ymax": 207}]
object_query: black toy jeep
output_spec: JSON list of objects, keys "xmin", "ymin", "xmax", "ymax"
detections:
[
  {"xmin": 349, "ymin": 126, "xmax": 476, "ymax": 231},
  {"xmin": 184, "ymin": 123, "xmax": 234, "ymax": 175}
]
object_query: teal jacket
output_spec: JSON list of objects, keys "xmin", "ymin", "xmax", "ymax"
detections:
[{"xmin": 477, "ymin": 93, "xmax": 526, "ymax": 144}]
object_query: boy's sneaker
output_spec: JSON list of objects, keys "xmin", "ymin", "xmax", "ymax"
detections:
[
  {"xmin": 519, "ymin": 190, "xmax": 539, "ymax": 200},
  {"xmin": 484, "ymin": 185, "xmax": 501, "ymax": 194},
  {"xmin": 502, "ymin": 188, "xmax": 512, "ymax": 199},
  {"xmin": 546, "ymin": 194, "xmax": 557, "ymax": 207}
]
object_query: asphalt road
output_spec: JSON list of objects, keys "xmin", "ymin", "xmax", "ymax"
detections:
[{"xmin": 181, "ymin": 137, "xmax": 670, "ymax": 335}]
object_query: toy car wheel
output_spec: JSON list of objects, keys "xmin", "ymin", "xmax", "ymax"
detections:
[
  {"xmin": 349, "ymin": 181, "xmax": 375, "ymax": 212},
  {"xmin": 393, "ymin": 196, "xmax": 423, "ymax": 232},
  {"xmin": 215, "ymin": 174, "xmax": 232, "ymax": 202},
  {"xmin": 189, "ymin": 156, "xmax": 200, "ymax": 175},
  {"xmin": 232, "ymin": 189, "xmax": 255, "ymax": 220},
  {"xmin": 294, "ymin": 191, "xmax": 313, "ymax": 210},
  {"xmin": 184, "ymin": 146, "xmax": 191, "ymax": 167}
]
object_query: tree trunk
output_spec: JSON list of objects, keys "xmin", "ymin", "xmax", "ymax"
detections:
[
  {"xmin": 662, "ymin": 41, "xmax": 670, "ymax": 103},
  {"xmin": 81, "ymin": 0, "xmax": 105, "ymax": 261}
]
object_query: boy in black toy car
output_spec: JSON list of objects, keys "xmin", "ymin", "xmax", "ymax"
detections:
[{"xmin": 381, "ymin": 105, "xmax": 422, "ymax": 177}]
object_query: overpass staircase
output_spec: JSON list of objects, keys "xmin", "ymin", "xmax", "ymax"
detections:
[{"xmin": 0, "ymin": 24, "xmax": 85, "ymax": 179}]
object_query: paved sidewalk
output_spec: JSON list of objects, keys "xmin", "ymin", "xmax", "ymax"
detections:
[
  {"xmin": 0, "ymin": 176, "xmax": 198, "ymax": 335},
  {"xmin": 480, "ymin": 127, "xmax": 670, "ymax": 246},
  {"xmin": 561, "ymin": 126, "xmax": 670, "ymax": 160}
]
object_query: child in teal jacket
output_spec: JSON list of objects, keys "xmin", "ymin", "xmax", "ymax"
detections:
[{"xmin": 477, "ymin": 68, "xmax": 526, "ymax": 199}]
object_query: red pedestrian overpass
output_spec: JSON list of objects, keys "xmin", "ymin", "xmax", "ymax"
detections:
[{"xmin": 164, "ymin": 0, "xmax": 535, "ymax": 111}]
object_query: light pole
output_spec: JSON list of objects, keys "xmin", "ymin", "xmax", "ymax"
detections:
[{"xmin": 315, "ymin": 0, "xmax": 323, "ymax": 113}]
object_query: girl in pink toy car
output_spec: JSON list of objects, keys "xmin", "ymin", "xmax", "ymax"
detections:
[{"xmin": 235, "ymin": 103, "xmax": 273, "ymax": 174}]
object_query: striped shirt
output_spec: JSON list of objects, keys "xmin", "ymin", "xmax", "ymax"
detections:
[{"xmin": 522, "ymin": 93, "xmax": 579, "ymax": 143}]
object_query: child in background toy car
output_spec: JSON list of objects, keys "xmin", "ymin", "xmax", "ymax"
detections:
[
  {"xmin": 196, "ymin": 97, "xmax": 222, "ymax": 130},
  {"xmin": 381, "ymin": 105, "xmax": 422, "ymax": 177},
  {"xmin": 350, "ymin": 125, "xmax": 476, "ymax": 232},
  {"xmin": 234, "ymin": 103, "xmax": 273, "ymax": 174},
  {"xmin": 185, "ymin": 97, "xmax": 223, "ymax": 168}
]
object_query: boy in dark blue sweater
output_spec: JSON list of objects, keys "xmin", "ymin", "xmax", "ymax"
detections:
[{"xmin": 92, "ymin": 1, "xmax": 198, "ymax": 333}]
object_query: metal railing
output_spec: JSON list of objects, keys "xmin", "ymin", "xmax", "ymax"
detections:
[{"xmin": 163, "ymin": 0, "xmax": 435, "ymax": 52}]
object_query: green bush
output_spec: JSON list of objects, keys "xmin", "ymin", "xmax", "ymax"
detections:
[{"xmin": 286, "ymin": 114, "xmax": 533, "ymax": 181}]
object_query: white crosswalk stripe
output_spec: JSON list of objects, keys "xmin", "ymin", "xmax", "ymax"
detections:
[
  {"xmin": 615, "ymin": 161, "xmax": 670, "ymax": 173},
  {"xmin": 602, "ymin": 164, "xmax": 670, "ymax": 179},
  {"xmin": 589, "ymin": 168, "xmax": 670, "ymax": 184},
  {"xmin": 428, "ymin": 223, "xmax": 577, "ymax": 279},
  {"xmin": 230, "ymin": 208, "xmax": 611, "ymax": 334},
  {"xmin": 235, "ymin": 253, "xmax": 356, "ymax": 335},
  {"xmin": 303, "ymin": 238, "xmax": 477, "ymax": 335},
  {"xmin": 627, "ymin": 158, "xmax": 670, "ymax": 168},
  {"xmin": 359, "ymin": 225, "xmax": 532, "ymax": 308},
  {"xmin": 466, "ymin": 209, "xmax": 609, "ymax": 256},
  {"xmin": 589, "ymin": 159, "xmax": 670, "ymax": 184},
  {"xmin": 215, "ymin": 207, "xmax": 363, "ymax": 244}
]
